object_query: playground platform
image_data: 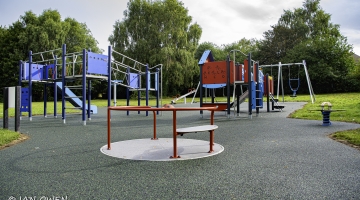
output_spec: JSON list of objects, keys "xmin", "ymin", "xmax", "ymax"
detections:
[{"xmin": 1, "ymin": 102, "xmax": 360, "ymax": 199}]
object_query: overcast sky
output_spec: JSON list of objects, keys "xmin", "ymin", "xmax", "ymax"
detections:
[{"xmin": 1, "ymin": 0, "xmax": 359, "ymax": 56}]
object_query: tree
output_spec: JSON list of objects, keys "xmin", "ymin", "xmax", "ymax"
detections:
[
  {"xmin": 195, "ymin": 42, "xmax": 225, "ymax": 61},
  {"xmin": 257, "ymin": 0, "xmax": 357, "ymax": 94},
  {"xmin": 223, "ymin": 38, "xmax": 259, "ymax": 64},
  {"xmin": 0, "ymin": 9, "xmax": 101, "ymax": 101},
  {"xmin": 109, "ymin": 0, "xmax": 202, "ymax": 96}
]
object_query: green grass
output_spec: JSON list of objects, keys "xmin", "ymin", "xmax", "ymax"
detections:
[
  {"xmin": 287, "ymin": 93, "xmax": 360, "ymax": 123},
  {"xmin": 331, "ymin": 129, "xmax": 360, "ymax": 146},
  {"xmin": 1, "ymin": 93, "xmax": 360, "ymax": 149},
  {"xmin": 0, "ymin": 129, "xmax": 20, "ymax": 147}
]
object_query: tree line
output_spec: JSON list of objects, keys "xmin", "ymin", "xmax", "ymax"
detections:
[{"xmin": 0, "ymin": 0, "xmax": 359, "ymax": 102}]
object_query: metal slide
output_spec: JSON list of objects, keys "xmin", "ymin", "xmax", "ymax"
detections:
[
  {"xmin": 56, "ymin": 82, "xmax": 97, "ymax": 114},
  {"xmin": 232, "ymin": 90, "xmax": 249, "ymax": 108},
  {"xmin": 171, "ymin": 89, "xmax": 197, "ymax": 104}
]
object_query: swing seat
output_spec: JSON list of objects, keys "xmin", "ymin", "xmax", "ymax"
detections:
[
  {"xmin": 273, "ymin": 105, "xmax": 285, "ymax": 109},
  {"xmin": 290, "ymin": 89, "xmax": 297, "ymax": 97}
]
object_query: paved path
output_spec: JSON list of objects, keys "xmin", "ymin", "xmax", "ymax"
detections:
[{"xmin": 1, "ymin": 102, "xmax": 360, "ymax": 199}]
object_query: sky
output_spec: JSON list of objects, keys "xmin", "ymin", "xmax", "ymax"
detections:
[{"xmin": 0, "ymin": 0, "xmax": 359, "ymax": 56}]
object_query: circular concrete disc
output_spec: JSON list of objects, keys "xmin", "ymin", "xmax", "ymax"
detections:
[{"xmin": 100, "ymin": 138, "xmax": 224, "ymax": 161}]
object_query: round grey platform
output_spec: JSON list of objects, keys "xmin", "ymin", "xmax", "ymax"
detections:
[{"xmin": 100, "ymin": 138, "xmax": 224, "ymax": 161}]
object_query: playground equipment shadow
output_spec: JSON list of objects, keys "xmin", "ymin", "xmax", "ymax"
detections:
[{"xmin": 1, "ymin": 102, "xmax": 360, "ymax": 199}]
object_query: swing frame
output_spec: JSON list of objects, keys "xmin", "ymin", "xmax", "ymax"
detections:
[{"xmin": 260, "ymin": 60, "xmax": 315, "ymax": 103}]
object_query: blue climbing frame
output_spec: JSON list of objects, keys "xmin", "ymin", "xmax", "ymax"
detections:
[{"xmin": 19, "ymin": 44, "xmax": 162, "ymax": 125}]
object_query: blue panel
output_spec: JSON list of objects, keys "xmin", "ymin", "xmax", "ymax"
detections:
[
  {"xmin": 25, "ymin": 63, "xmax": 44, "ymax": 80},
  {"xmin": 21, "ymin": 87, "xmax": 29, "ymax": 112},
  {"xmin": 87, "ymin": 52, "xmax": 108, "ymax": 75},
  {"xmin": 203, "ymin": 84, "xmax": 226, "ymax": 89},
  {"xmin": 128, "ymin": 73, "xmax": 139, "ymax": 88},
  {"xmin": 251, "ymin": 82, "xmax": 256, "ymax": 109},
  {"xmin": 198, "ymin": 50, "xmax": 214, "ymax": 65}
]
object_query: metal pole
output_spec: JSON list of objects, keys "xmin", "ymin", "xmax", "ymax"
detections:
[
  {"xmin": 156, "ymin": 68, "xmax": 160, "ymax": 114},
  {"xmin": 255, "ymin": 62, "xmax": 259, "ymax": 116},
  {"xmin": 18, "ymin": 61, "xmax": 23, "ymax": 118},
  {"xmin": 82, "ymin": 49, "xmax": 86, "ymax": 125},
  {"xmin": 88, "ymin": 79, "xmax": 91, "ymax": 120},
  {"xmin": 126, "ymin": 67, "xmax": 130, "ymax": 116},
  {"xmin": 160, "ymin": 65, "xmax": 163, "ymax": 115},
  {"xmin": 303, "ymin": 60, "xmax": 315, "ymax": 103},
  {"xmin": 199, "ymin": 64, "xmax": 203, "ymax": 118},
  {"xmin": 19, "ymin": 61, "xmax": 22, "ymax": 87},
  {"xmin": 281, "ymin": 62, "xmax": 284, "ymax": 102},
  {"xmin": 29, "ymin": 51, "xmax": 32, "ymax": 121},
  {"xmin": 108, "ymin": 46, "xmax": 112, "ymax": 107},
  {"xmin": 266, "ymin": 74, "xmax": 270, "ymax": 112},
  {"xmin": 15, "ymin": 86, "xmax": 21, "ymax": 132},
  {"xmin": 54, "ymin": 56, "xmax": 57, "ymax": 118},
  {"xmin": 248, "ymin": 53, "xmax": 252, "ymax": 119},
  {"xmin": 146, "ymin": 64, "xmax": 149, "ymax": 116},
  {"xmin": 138, "ymin": 72, "xmax": 141, "ymax": 114},
  {"xmin": 277, "ymin": 62, "xmax": 281, "ymax": 100},
  {"xmin": 236, "ymin": 73, "xmax": 240, "ymax": 116},
  {"xmin": 3, "ymin": 87, "xmax": 8, "ymax": 129},
  {"xmin": 44, "ymin": 79, "xmax": 47, "ymax": 117},
  {"xmin": 62, "ymin": 44, "xmax": 66, "ymax": 123},
  {"xmin": 226, "ymin": 55, "xmax": 231, "ymax": 118}
]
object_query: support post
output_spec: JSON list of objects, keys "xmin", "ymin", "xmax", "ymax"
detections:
[
  {"xmin": 87, "ymin": 79, "xmax": 91, "ymax": 120},
  {"xmin": 62, "ymin": 44, "xmax": 66, "ymax": 123},
  {"xmin": 156, "ymin": 68, "xmax": 160, "ymax": 115},
  {"xmin": 277, "ymin": 62, "xmax": 281, "ymax": 100},
  {"xmin": 145, "ymin": 64, "xmax": 149, "ymax": 116},
  {"xmin": 226, "ymin": 55, "xmax": 231, "ymax": 118},
  {"xmin": 138, "ymin": 72, "xmax": 141, "ymax": 114},
  {"xmin": 15, "ymin": 86, "xmax": 21, "ymax": 132},
  {"xmin": 255, "ymin": 62, "xmax": 259, "ymax": 116},
  {"xmin": 44, "ymin": 82, "xmax": 47, "ymax": 117},
  {"xmin": 82, "ymin": 49, "xmax": 86, "ymax": 125},
  {"xmin": 108, "ymin": 46, "xmax": 112, "ymax": 107},
  {"xmin": 199, "ymin": 64, "xmax": 203, "ymax": 118},
  {"xmin": 266, "ymin": 74, "xmax": 270, "ymax": 112},
  {"xmin": 3, "ymin": 87, "xmax": 21, "ymax": 132},
  {"xmin": 248, "ymin": 53, "xmax": 252, "ymax": 119},
  {"xmin": 126, "ymin": 67, "xmax": 130, "ymax": 116},
  {"xmin": 3, "ymin": 87, "xmax": 8, "ymax": 129},
  {"xmin": 18, "ymin": 61, "xmax": 22, "ymax": 87},
  {"xmin": 54, "ymin": 57, "xmax": 57, "ymax": 118},
  {"xmin": 29, "ymin": 51, "xmax": 32, "ymax": 121}
]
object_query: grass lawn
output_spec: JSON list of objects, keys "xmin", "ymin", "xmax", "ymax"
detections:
[
  {"xmin": 1, "ymin": 93, "xmax": 360, "ymax": 148},
  {"xmin": 0, "ymin": 129, "xmax": 23, "ymax": 148}
]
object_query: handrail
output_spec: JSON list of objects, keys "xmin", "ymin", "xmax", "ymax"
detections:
[{"xmin": 107, "ymin": 106, "xmax": 217, "ymax": 158}]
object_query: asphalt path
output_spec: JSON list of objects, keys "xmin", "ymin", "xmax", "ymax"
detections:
[{"xmin": 1, "ymin": 102, "xmax": 360, "ymax": 199}]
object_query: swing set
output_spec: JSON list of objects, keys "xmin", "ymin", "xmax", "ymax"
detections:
[{"xmin": 260, "ymin": 60, "xmax": 315, "ymax": 103}]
